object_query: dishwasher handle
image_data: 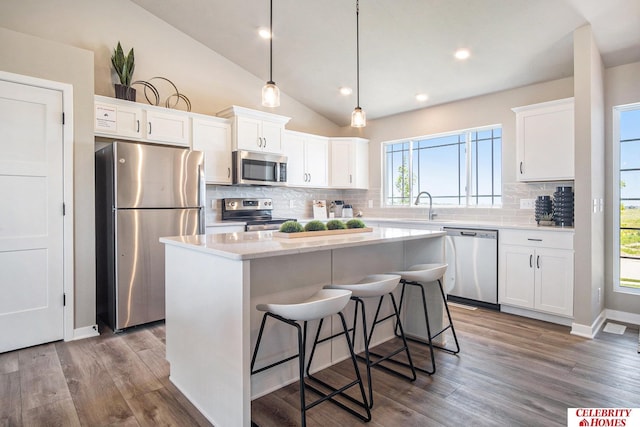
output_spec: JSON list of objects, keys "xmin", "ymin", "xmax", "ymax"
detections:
[{"xmin": 444, "ymin": 227, "xmax": 498, "ymax": 239}]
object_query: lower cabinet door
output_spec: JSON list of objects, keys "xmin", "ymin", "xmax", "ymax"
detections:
[
  {"xmin": 499, "ymin": 244, "xmax": 535, "ymax": 308},
  {"xmin": 535, "ymin": 248, "xmax": 574, "ymax": 316}
]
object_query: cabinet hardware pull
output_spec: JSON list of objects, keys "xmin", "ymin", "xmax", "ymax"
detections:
[
  {"xmin": 227, "ymin": 167, "xmax": 231, "ymax": 178},
  {"xmin": 350, "ymin": 174, "xmax": 353, "ymax": 184},
  {"xmin": 148, "ymin": 122, "xmax": 152, "ymax": 134},
  {"xmin": 263, "ymin": 137, "xmax": 267, "ymax": 148},
  {"xmin": 529, "ymin": 254, "xmax": 533, "ymax": 268},
  {"xmin": 136, "ymin": 120, "xmax": 140, "ymax": 133},
  {"xmin": 527, "ymin": 238, "xmax": 543, "ymax": 241},
  {"xmin": 537, "ymin": 255, "xmax": 540, "ymax": 269},
  {"xmin": 257, "ymin": 137, "xmax": 262, "ymax": 148},
  {"xmin": 308, "ymin": 173, "xmax": 311, "ymax": 182},
  {"xmin": 520, "ymin": 161, "xmax": 523, "ymax": 174}
]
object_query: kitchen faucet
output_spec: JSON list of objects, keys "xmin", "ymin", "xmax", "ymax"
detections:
[{"xmin": 414, "ymin": 191, "xmax": 434, "ymax": 220}]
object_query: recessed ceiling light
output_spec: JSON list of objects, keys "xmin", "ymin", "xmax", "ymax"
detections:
[
  {"xmin": 340, "ymin": 87, "xmax": 353, "ymax": 96},
  {"xmin": 416, "ymin": 93, "xmax": 429, "ymax": 102},
  {"xmin": 258, "ymin": 28, "xmax": 272, "ymax": 39},
  {"xmin": 454, "ymin": 48, "xmax": 470, "ymax": 60}
]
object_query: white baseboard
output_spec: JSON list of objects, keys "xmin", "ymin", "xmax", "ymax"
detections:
[
  {"xmin": 605, "ymin": 309, "xmax": 640, "ymax": 326},
  {"xmin": 71, "ymin": 324, "xmax": 99, "ymax": 341},
  {"xmin": 571, "ymin": 310, "xmax": 606, "ymax": 339}
]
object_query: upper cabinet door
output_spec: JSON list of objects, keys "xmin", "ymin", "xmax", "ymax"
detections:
[
  {"xmin": 305, "ymin": 135, "xmax": 328, "ymax": 187},
  {"xmin": 282, "ymin": 131, "xmax": 306, "ymax": 186},
  {"xmin": 95, "ymin": 100, "xmax": 143, "ymax": 139},
  {"xmin": 217, "ymin": 105, "xmax": 290, "ymax": 155},
  {"xmin": 146, "ymin": 110, "xmax": 190, "ymax": 146},
  {"xmin": 329, "ymin": 138, "xmax": 369, "ymax": 189},
  {"xmin": 192, "ymin": 117, "xmax": 232, "ymax": 184},
  {"xmin": 513, "ymin": 98, "xmax": 574, "ymax": 182}
]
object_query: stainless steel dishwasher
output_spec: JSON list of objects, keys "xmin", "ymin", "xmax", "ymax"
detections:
[{"xmin": 443, "ymin": 227, "xmax": 499, "ymax": 309}]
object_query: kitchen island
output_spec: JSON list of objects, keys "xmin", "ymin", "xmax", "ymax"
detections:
[{"xmin": 160, "ymin": 227, "xmax": 445, "ymax": 427}]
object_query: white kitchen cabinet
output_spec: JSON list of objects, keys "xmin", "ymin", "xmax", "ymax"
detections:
[
  {"xmin": 217, "ymin": 105, "xmax": 290, "ymax": 154},
  {"xmin": 329, "ymin": 137, "xmax": 369, "ymax": 189},
  {"xmin": 282, "ymin": 131, "xmax": 328, "ymax": 187},
  {"xmin": 94, "ymin": 95, "xmax": 190, "ymax": 146},
  {"xmin": 499, "ymin": 229, "xmax": 574, "ymax": 317},
  {"xmin": 512, "ymin": 97, "xmax": 574, "ymax": 182},
  {"xmin": 192, "ymin": 116, "xmax": 232, "ymax": 184},
  {"xmin": 145, "ymin": 110, "xmax": 190, "ymax": 146}
]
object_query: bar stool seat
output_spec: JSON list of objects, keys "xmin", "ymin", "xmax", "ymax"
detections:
[
  {"xmin": 390, "ymin": 263, "xmax": 460, "ymax": 375},
  {"xmin": 315, "ymin": 274, "xmax": 416, "ymax": 408},
  {"xmin": 394, "ymin": 263, "xmax": 448, "ymax": 284},
  {"xmin": 256, "ymin": 289, "xmax": 353, "ymax": 321},
  {"xmin": 251, "ymin": 289, "xmax": 371, "ymax": 426}
]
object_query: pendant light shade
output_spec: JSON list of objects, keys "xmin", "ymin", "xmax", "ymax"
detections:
[
  {"xmin": 351, "ymin": 106, "xmax": 366, "ymax": 128},
  {"xmin": 262, "ymin": 0, "xmax": 280, "ymax": 107},
  {"xmin": 351, "ymin": 0, "xmax": 366, "ymax": 127},
  {"xmin": 262, "ymin": 81, "xmax": 280, "ymax": 107}
]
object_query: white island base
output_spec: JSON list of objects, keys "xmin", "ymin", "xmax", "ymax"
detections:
[{"xmin": 161, "ymin": 227, "xmax": 446, "ymax": 427}]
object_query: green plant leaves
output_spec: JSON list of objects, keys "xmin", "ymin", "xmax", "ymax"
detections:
[{"xmin": 111, "ymin": 42, "xmax": 135, "ymax": 86}]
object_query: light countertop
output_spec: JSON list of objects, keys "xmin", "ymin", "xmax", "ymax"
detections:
[{"xmin": 161, "ymin": 226, "xmax": 445, "ymax": 261}]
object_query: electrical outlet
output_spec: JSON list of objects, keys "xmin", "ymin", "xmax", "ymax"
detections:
[
  {"xmin": 211, "ymin": 200, "xmax": 216, "ymax": 209},
  {"xmin": 368, "ymin": 200, "xmax": 373, "ymax": 208},
  {"xmin": 289, "ymin": 200, "xmax": 294, "ymax": 209},
  {"xmin": 520, "ymin": 198, "xmax": 535, "ymax": 209}
]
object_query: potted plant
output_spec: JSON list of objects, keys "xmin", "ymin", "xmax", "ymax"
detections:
[{"xmin": 111, "ymin": 42, "xmax": 136, "ymax": 101}]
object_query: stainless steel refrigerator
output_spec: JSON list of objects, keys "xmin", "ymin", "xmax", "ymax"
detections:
[{"xmin": 95, "ymin": 141, "xmax": 204, "ymax": 331}]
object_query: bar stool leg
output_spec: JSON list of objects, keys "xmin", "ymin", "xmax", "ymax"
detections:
[
  {"xmin": 305, "ymin": 314, "xmax": 371, "ymax": 422},
  {"xmin": 434, "ymin": 279, "xmax": 460, "ymax": 354}
]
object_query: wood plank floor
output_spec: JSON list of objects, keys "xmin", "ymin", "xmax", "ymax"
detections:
[{"xmin": 1, "ymin": 307, "xmax": 638, "ymax": 426}]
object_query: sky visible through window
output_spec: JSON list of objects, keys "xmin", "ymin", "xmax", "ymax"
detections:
[{"xmin": 384, "ymin": 127, "xmax": 501, "ymax": 206}]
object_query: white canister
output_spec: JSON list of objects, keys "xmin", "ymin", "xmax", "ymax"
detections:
[{"xmin": 343, "ymin": 204, "xmax": 353, "ymax": 218}]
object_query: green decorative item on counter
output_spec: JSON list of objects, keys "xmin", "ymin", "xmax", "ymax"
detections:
[
  {"xmin": 326, "ymin": 219, "xmax": 347, "ymax": 230},
  {"xmin": 304, "ymin": 220, "xmax": 327, "ymax": 232},
  {"xmin": 346, "ymin": 219, "xmax": 366, "ymax": 229},
  {"xmin": 111, "ymin": 42, "xmax": 136, "ymax": 101},
  {"xmin": 279, "ymin": 221, "xmax": 304, "ymax": 233}
]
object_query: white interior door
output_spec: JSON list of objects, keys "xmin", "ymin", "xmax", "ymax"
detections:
[{"xmin": 0, "ymin": 80, "xmax": 64, "ymax": 353}]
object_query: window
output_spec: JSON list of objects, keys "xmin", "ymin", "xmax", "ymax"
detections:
[
  {"xmin": 614, "ymin": 104, "xmax": 640, "ymax": 294},
  {"xmin": 383, "ymin": 126, "xmax": 502, "ymax": 206}
]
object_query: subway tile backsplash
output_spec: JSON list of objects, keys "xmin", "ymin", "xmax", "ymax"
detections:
[{"xmin": 205, "ymin": 180, "xmax": 573, "ymax": 226}]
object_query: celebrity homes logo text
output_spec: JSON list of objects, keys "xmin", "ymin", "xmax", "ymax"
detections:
[{"xmin": 567, "ymin": 408, "xmax": 640, "ymax": 426}]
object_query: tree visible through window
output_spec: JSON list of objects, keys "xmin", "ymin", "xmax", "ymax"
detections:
[{"xmin": 384, "ymin": 126, "xmax": 501, "ymax": 206}]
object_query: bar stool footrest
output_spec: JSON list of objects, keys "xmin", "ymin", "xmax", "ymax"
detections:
[{"xmin": 305, "ymin": 375, "xmax": 372, "ymax": 422}]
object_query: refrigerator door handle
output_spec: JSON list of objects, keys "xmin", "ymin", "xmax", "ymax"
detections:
[{"xmin": 198, "ymin": 164, "xmax": 206, "ymax": 234}]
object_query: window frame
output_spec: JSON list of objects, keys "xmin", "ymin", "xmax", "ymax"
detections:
[
  {"xmin": 612, "ymin": 102, "xmax": 640, "ymax": 296},
  {"xmin": 381, "ymin": 124, "xmax": 502, "ymax": 208}
]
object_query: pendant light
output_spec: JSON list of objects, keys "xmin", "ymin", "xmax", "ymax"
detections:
[
  {"xmin": 262, "ymin": 0, "xmax": 280, "ymax": 107},
  {"xmin": 351, "ymin": 0, "xmax": 366, "ymax": 127}
]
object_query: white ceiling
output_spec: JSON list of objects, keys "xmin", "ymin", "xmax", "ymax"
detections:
[{"xmin": 131, "ymin": 0, "xmax": 640, "ymax": 126}]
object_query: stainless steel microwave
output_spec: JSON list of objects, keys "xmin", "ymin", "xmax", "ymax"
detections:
[{"xmin": 233, "ymin": 150, "xmax": 287, "ymax": 186}]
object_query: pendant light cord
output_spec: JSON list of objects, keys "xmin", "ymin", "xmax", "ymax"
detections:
[
  {"xmin": 269, "ymin": 0, "xmax": 274, "ymax": 83},
  {"xmin": 356, "ymin": 0, "xmax": 360, "ymax": 108}
]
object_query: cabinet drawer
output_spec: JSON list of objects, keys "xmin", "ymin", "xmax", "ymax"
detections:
[{"xmin": 500, "ymin": 229, "xmax": 573, "ymax": 250}]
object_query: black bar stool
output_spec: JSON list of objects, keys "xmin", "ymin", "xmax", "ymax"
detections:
[
  {"xmin": 392, "ymin": 263, "xmax": 460, "ymax": 375},
  {"xmin": 250, "ymin": 289, "xmax": 371, "ymax": 426},
  {"xmin": 309, "ymin": 274, "xmax": 416, "ymax": 408}
]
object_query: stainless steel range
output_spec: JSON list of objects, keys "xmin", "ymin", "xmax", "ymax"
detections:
[{"xmin": 221, "ymin": 198, "xmax": 296, "ymax": 231}]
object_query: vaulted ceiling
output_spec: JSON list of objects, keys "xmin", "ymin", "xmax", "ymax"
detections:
[{"xmin": 132, "ymin": 0, "xmax": 640, "ymax": 126}]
